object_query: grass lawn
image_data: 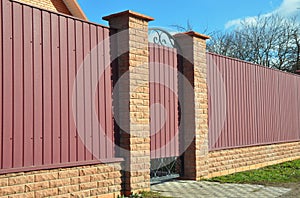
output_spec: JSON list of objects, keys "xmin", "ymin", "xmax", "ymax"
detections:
[
  {"xmin": 139, "ymin": 191, "xmax": 170, "ymax": 198},
  {"xmin": 206, "ymin": 159, "xmax": 300, "ymax": 185},
  {"xmin": 118, "ymin": 191, "xmax": 170, "ymax": 198}
]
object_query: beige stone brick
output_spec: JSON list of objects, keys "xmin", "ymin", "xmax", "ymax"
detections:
[
  {"xmin": 91, "ymin": 193, "xmax": 118, "ymax": 198},
  {"xmin": 25, "ymin": 181, "xmax": 49, "ymax": 192},
  {"xmin": 58, "ymin": 185, "xmax": 79, "ymax": 195},
  {"xmin": 99, "ymin": 180, "xmax": 114, "ymax": 188},
  {"xmin": 7, "ymin": 192, "xmax": 34, "ymax": 198},
  {"xmin": 79, "ymin": 167, "xmax": 98, "ymax": 176},
  {"xmin": 108, "ymin": 185, "xmax": 121, "ymax": 193},
  {"xmin": 35, "ymin": 172, "xmax": 58, "ymax": 182},
  {"xmin": 90, "ymin": 173, "xmax": 109, "ymax": 182},
  {"xmin": 50, "ymin": 178, "xmax": 71, "ymax": 187},
  {"xmin": 90, "ymin": 187, "xmax": 109, "ymax": 196},
  {"xmin": 79, "ymin": 181, "xmax": 98, "ymax": 190},
  {"xmin": 0, "ymin": 178, "xmax": 8, "ymax": 186},
  {"xmin": 8, "ymin": 175, "xmax": 34, "ymax": 185},
  {"xmin": 52, "ymin": 194, "xmax": 70, "ymax": 198},
  {"xmin": 35, "ymin": 188, "xmax": 58, "ymax": 197},
  {"xmin": 59, "ymin": 170, "xmax": 79, "ymax": 179},
  {"xmin": 70, "ymin": 175, "xmax": 90, "ymax": 185},
  {"xmin": 70, "ymin": 190, "xmax": 90, "ymax": 197},
  {"xmin": 0, "ymin": 185, "xmax": 24, "ymax": 196}
]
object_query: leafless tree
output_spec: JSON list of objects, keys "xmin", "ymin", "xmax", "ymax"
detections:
[
  {"xmin": 171, "ymin": 20, "xmax": 210, "ymax": 35},
  {"xmin": 171, "ymin": 20, "xmax": 194, "ymax": 32},
  {"xmin": 207, "ymin": 14, "xmax": 300, "ymax": 72}
]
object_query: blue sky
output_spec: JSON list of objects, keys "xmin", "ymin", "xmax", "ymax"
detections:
[{"xmin": 77, "ymin": 0, "xmax": 300, "ymax": 33}]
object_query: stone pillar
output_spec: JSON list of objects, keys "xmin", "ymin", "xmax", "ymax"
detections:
[
  {"xmin": 175, "ymin": 31, "xmax": 210, "ymax": 180},
  {"xmin": 103, "ymin": 11, "xmax": 153, "ymax": 195}
]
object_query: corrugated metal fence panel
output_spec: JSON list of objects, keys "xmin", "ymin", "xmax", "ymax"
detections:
[
  {"xmin": 149, "ymin": 43, "xmax": 179, "ymax": 159},
  {"xmin": 2, "ymin": 0, "xmax": 13, "ymax": 169},
  {"xmin": 0, "ymin": 0, "xmax": 114, "ymax": 173},
  {"xmin": 12, "ymin": 2, "xmax": 23, "ymax": 168},
  {"xmin": 297, "ymin": 77, "xmax": 300, "ymax": 141},
  {"xmin": 277, "ymin": 73, "xmax": 299, "ymax": 142},
  {"xmin": 207, "ymin": 52, "xmax": 300, "ymax": 151},
  {"xmin": 0, "ymin": 0, "xmax": 2, "ymax": 171}
]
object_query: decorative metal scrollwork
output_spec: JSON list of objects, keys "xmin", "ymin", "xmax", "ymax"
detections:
[
  {"xmin": 150, "ymin": 157, "xmax": 182, "ymax": 184},
  {"xmin": 148, "ymin": 28, "xmax": 182, "ymax": 52}
]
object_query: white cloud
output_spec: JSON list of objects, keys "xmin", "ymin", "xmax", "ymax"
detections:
[
  {"xmin": 276, "ymin": 0, "xmax": 300, "ymax": 16},
  {"xmin": 225, "ymin": 16, "xmax": 264, "ymax": 29},
  {"xmin": 225, "ymin": 0, "xmax": 300, "ymax": 29}
]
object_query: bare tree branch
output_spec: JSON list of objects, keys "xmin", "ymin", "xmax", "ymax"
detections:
[{"xmin": 207, "ymin": 14, "xmax": 300, "ymax": 72}]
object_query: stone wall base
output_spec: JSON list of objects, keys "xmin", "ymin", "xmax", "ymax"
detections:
[
  {"xmin": 208, "ymin": 141, "xmax": 300, "ymax": 178},
  {"xmin": 0, "ymin": 162, "xmax": 122, "ymax": 197}
]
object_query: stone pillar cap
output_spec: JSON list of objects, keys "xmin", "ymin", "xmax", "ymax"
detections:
[
  {"xmin": 183, "ymin": 31, "xmax": 210, "ymax": 40},
  {"xmin": 103, "ymin": 10, "xmax": 154, "ymax": 22}
]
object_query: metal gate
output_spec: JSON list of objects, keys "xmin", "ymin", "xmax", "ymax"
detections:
[{"xmin": 148, "ymin": 29, "xmax": 182, "ymax": 183}]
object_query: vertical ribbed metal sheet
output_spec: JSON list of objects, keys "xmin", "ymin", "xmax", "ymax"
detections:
[
  {"xmin": 0, "ymin": 0, "xmax": 115, "ymax": 174},
  {"xmin": 2, "ymin": 0, "xmax": 13, "ymax": 169},
  {"xmin": 207, "ymin": 52, "xmax": 300, "ymax": 151},
  {"xmin": 0, "ymin": 0, "xmax": 3, "ymax": 170},
  {"xmin": 149, "ymin": 43, "xmax": 179, "ymax": 159}
]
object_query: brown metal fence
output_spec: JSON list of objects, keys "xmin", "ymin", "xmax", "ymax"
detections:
[
  {"xmin": 149, "ymin": 43, "xmax": 179, "ymax": 159},
  {"xmin": 207, "ymin": 52, "xmax": 300, "ymax": 151},
  {"xmin": 0, "ymin": 0, "xmax": 115, "ymax": 174}
]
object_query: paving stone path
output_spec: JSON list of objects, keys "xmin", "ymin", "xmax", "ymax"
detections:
[{"xmin": 151, "ymin": 180, "xmax": 291, "ymax": 198}]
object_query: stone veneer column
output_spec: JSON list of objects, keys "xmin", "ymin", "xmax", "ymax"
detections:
[
  {"xmin": 103, "ymin": 11, "xmax": 153, "ymax": 195},
  {"xmin": 175, "ymin": 31, "xmax": 210, "ymax": 180}
]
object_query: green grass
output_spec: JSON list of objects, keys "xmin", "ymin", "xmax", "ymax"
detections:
[
  {"xmin": 206, "ymin": 159, "xmax": 300, "ymax": 185},
  {"xmin": 139, "ymin": 191, "xmax": 170, "ymax": 198},
  {"xmin": 117, "ymin": 191, "xmax": 171, "ymax": 198}
]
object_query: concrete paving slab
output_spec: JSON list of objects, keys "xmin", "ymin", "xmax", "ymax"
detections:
[{"xmin": 151, "ymin": 180, "xmax": 291, "ymax": 198}]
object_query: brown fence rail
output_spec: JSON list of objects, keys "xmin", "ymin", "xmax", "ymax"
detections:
[
  {"xmin": 149, "ymin": 43, "xmax": 179, "ymax": 159},
  {"xmin": 207, "ymin": 52, "xmax": 300, "ymax": 151},
  {"xmin": 0, "ymin": 0, "xmax": 115, "ymax": 174}
]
